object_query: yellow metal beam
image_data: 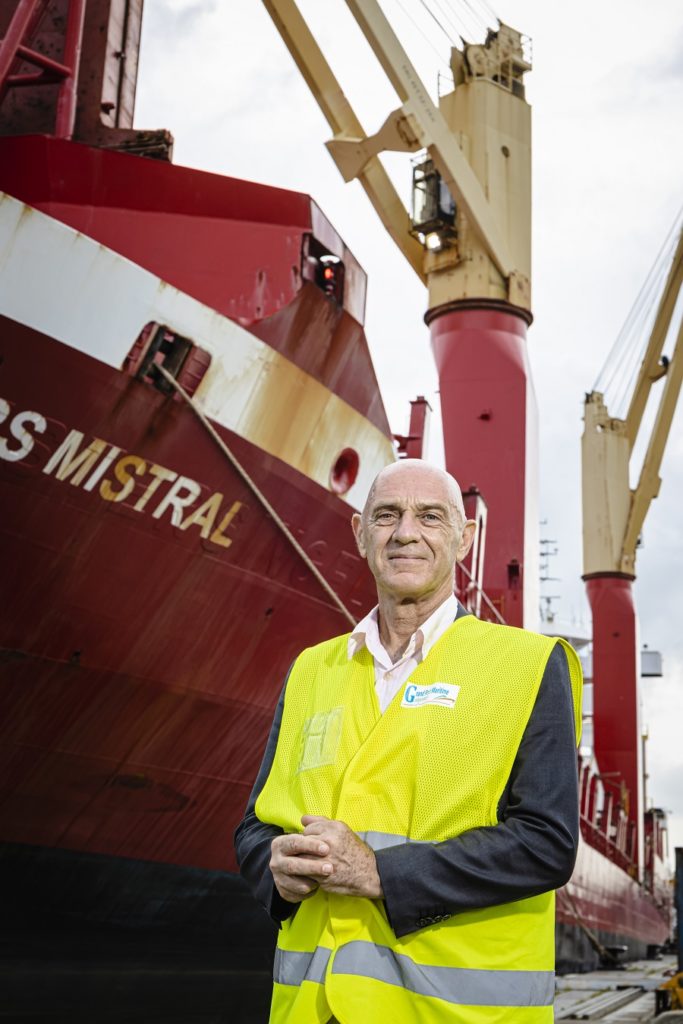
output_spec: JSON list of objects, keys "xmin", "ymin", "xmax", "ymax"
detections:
[
  {"xmin": 621, "ymin": 312, "xmax": 683, "ymax": 575},
  {"xmin": 262, "ymin": 0, "xmax": 425, "ymax": 281},
  {"xmin": 624, "ymin": 227, "xmax": 683, "ymax": 450},
  {"xmin": 583, "ymin": 219, "xmax": 683, "ymax": 577},
  {"xmin": 581, "ymin": 392, "xmax": 631, "ymax": 577},
  {"xmin": 345, "ymin": 0, "xmax": 514, "ymax": 279}
]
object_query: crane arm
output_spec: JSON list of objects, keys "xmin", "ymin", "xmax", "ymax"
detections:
[
  {"xmin": 262, "ymin": 0, "xmax": 425, "ymax": 281},
  {"xmin": 583, "ymin": 224, "xmax": 683, "ymax": 578},
  {"xmin": 624, "ymin": 227, "xmax": 683, "ymax": 450},
  {"xmin": 344, "ymin": 0, "xmax": 513, "ymax": 279},
  {"xmin": 620, "ymin": 311, "xmax": 683, "ymax": 574},
  {"xmin": 263, "ymin": 0, "xmax": 518, "ymax": 287}
]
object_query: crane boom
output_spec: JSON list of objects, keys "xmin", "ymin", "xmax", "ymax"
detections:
[
  {"xmin": 625, "ymin": 228, "xmax": 683, "ymax": 450},
  {"xmin": 582, "ymin": 224, "xmax": 683, "ymax": 577},
  {"xmin": 262, "ymin": 0, "xmax": 425, "ymax": 280},
  {"xmin": 343, "ymin": 0, "xmax": 514, "ymax": 281},
  {"xmin": 621, "ymin": 311, "xmax": 683, "ymax": 572},
  {"xmin": 263, "ymin": 0, "xmax": 530, "ymax": 307}
]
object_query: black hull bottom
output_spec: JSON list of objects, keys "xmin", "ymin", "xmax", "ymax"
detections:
[
  {"xmin": 0, "ymin": 842, "xmax": 276, "ymax": 1022},
  {"xmin": 3, "ymin": 926, "xmax": 273, "ymax": 1023},
  {"xmin": 0, "ymin": 842, "xmax": 275, "ymax": 950}
]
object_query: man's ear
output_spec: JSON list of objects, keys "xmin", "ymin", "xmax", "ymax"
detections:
[
  {"xmin": 351, "ymin": 512, "xmax": 366, "ymax": 558},
  {"xmin": 456, "ymin": 519, "xmax": 477, "ymax": 562}
]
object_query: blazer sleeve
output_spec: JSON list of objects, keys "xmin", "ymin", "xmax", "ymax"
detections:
[
  {"xmin": 233, "ymin": 670, "xmax": 297, "ymax": 924},
  {"xmin": 374, "ymin": 643, "xmax": 579, "ymax": 938}
]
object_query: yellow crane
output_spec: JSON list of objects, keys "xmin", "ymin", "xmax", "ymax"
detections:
[
  {"xmin": 582, "ymin": 220, "xmax": 683, "ymax": 868},
  {"xmin": 582, "ymin": 226, "xmax": 683, "ymax": 579},
  {"xmin": 263, "ymin": 0, "xmax": 539, "ymax": 628}
]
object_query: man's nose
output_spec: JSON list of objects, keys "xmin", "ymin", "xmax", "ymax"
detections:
[{"xmin": 394, "ymin": 510, "xmax": 421, "ymax": 542}]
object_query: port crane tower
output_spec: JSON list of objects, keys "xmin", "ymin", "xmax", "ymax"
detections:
[
  {"xmin": 582, "ymin": 225, "xmax": 683, "ymax": 869},
  {"xmin": 265, "ymin": 0, "xmax": 536, "ymax": 629}
]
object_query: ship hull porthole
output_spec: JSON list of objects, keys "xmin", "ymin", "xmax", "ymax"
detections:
[{"xmin": 329, "ymin": 448, "xmax": 360, "ymax": 495}]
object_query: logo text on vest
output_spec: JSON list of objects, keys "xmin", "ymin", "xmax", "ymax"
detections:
[{"xmin": 401, "ymin": 683, "xmax": 460, "ymax": 709}]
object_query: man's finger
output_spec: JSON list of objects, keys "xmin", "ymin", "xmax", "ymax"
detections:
[
  {"xmin": 279, "ymin": 856, "xmax": 334, "ymax": 879},
  {"xmin": 273, "ymin": 833, "xmax": 329, "ymax": 858},
  {"xmin": 277, "ymin": 876, "xmax": 319, "ymax": 902},
  {"xmin": 301, "ymin": 820, "xmax": 331, "ymax": 838},
  {"xmin": 301, "ymin": 814, "xmax": 329, "ymax": 826},
  {"xmin": 287, "ymin": 833, "xmax": 329, "ymax": 856}
]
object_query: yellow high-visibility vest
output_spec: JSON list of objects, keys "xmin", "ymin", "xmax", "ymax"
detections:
[{"xmin": 255, "ymin": 614, "xmax": 582, "ymax": 1024}]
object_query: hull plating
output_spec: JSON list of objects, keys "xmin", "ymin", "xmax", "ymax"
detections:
[{"xmin": 0, "ymin": 318, "xmax": 376, "ymax": 871}]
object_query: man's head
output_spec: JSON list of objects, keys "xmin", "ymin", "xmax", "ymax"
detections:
[{"xmin": 351, "ymin": 460, "xmax": 476, "ymax": 605}]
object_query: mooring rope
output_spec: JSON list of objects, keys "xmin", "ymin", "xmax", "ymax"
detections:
[
  {"xmin": 155, "ymin": 364, "xmax": 357, "ymax": 627},
  {"xmin": 557, "ymin": 886, "xmax": 619, "ymax": 967}
]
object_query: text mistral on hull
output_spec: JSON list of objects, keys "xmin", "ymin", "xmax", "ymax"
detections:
[{"xmin": 0, "ymin": 398, "xmax": 242, "ymax": 547}]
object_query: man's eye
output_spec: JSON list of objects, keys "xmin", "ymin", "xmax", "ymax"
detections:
[
  {"xmin": 375, "ymin": 512, "xmax": 396, "ymax": 523},
  {"xmin": 422, "ymin": 513, "xmax": 440, "ymax": 523}
]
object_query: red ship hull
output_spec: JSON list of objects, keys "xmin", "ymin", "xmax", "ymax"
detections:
[
  {"xmin": 0, "ymin": 316, "xmax": 378, "ymax": 873},
  {"xmin": 557, "ymin": 839, "xmax": 670, "ymax": 969}
]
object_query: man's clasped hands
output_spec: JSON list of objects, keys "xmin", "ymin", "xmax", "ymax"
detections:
[{"xmin": 270, "ymin": 815, "xmax": 383, "ymax": 903}]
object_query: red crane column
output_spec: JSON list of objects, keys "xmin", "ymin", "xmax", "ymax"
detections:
[
  {"xmin": 585, "ymin": 574, "xmax": 642, "ymax": 871},
  {"xmin": 429, "ymin": 301, "xmax": 537, "ymax": 628}
]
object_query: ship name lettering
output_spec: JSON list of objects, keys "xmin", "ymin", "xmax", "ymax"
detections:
[
  {"xmin": 0, "ymin": 399, "xmax": 47, "ymax": 463},
  {"xmin": 1, "ymin": 408, "xmax": 242, "ymax": 549}
]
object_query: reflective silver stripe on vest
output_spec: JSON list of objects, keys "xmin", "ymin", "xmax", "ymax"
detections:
[
  {"xmin": 357, "ymin": 831, "xmax": 432, "ymax": 851},
  {"xmin": 273, "ymin": 946, "xmax": 331, "ymax": 986},
  {"xmin": 331, "ymin": 940, "xmax": 555, "ymax": 1007}
]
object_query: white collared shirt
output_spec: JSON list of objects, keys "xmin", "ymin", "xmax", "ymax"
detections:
[{"xmin": 347, "ymin": 593, "xmax": 460, "ymax": 713}]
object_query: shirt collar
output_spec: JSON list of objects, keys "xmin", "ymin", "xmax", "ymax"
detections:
[{"xmin": 348, "ymin": 593, "xmax": 460, "ymax": 665}]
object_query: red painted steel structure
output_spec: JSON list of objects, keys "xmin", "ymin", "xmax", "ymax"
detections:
[
  {"xmin": 0, "ymin": 0, "xmax": 43, "ymax": 85},
  {"xmin": 54, "ymin": 0, "xmax": 86, "ymax": 137},
  {"xmin": 0, "ymin": 135, "xmax": 379, "ymax": 427},
  {"xmin": 585, "ymin": 575, "xmax": 642, "ymax": 865},
  {"xmin": 395, "ymin": 395, "xmax": 431, "ymax": 460},
  {"xmin": 0, "ymin": 0, "xmax": 85, "ymax": 137},
  {"xmin": 428, "ymin": 303, "xmax": 535, "ymax": 628}
]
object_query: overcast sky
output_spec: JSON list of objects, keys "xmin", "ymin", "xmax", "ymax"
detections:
[{"xmin": 135, "ymin": 1, "xmax": 683, "ymax": 859}]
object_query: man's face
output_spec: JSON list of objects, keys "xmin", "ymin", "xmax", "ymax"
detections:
[{"xmin": 352, "ymin": 465, "xmax": 474, "ymax": 602}]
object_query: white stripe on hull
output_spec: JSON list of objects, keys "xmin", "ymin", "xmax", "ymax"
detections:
[{"xmin": 0, "ymin": 193, "xmax": 395, "ymax": 510}]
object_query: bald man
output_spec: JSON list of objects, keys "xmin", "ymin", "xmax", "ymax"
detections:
[{"xmin": 235, "ymin": 460, "xmax": 581, "ymax": 1023}]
